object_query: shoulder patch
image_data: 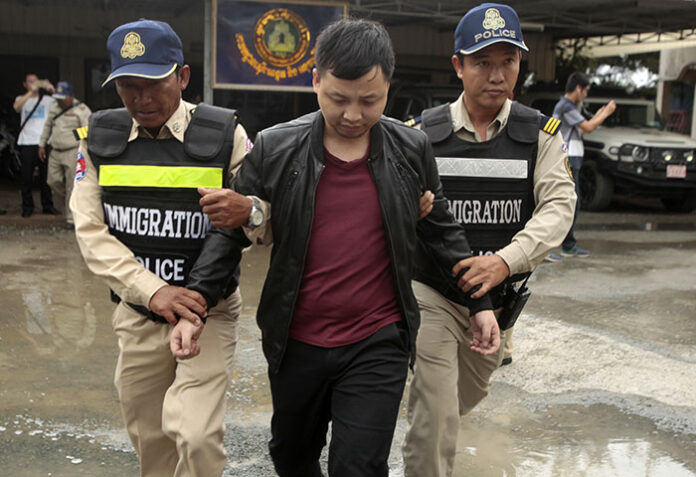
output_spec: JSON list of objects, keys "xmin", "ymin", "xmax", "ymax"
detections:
[
  {"xmin": 75, "ymin": 151, "xmax": 87, "ymax": 181},
  {"xmin": 404, "ymin": 116, "xmax": 422, "ymax": 128},
  {"xmin": 540, "ymin": 115, "xmax": 561, "ymax": 135},
  {"xmin": 73, "ymin": 126, "xmax": 89, "ymax": 141}
]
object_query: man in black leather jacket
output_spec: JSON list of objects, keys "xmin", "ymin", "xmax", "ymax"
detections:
[{"xmin": 184, "ymin": 19, "xmax": 499, "ymax": 477}]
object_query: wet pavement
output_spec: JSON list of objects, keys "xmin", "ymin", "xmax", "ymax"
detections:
[{"xmin": 1, "ymin": 196, "xmax": 695, "ymax": 476}]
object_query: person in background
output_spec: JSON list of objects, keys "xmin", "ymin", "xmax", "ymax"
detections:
[
  {"xmin": 13, "ymin": 73, "xmax": 58, "ymax": 218},
  {"xmin": 550, "ymin": 71, "xmax": 615, "ymax": 259},
  {"xmin": 39, "ymin": 81, "xmax": 91, "ymax": 229}
]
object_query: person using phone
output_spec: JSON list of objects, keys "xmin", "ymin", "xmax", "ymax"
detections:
[{"xmin": 13, "ymin": 73, "xmax": 58, "ymax": 218}]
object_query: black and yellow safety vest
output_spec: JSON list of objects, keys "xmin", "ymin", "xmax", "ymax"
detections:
[{"xmin": 87, "ymin": 104, "xmax": 239, "ymax": 293}]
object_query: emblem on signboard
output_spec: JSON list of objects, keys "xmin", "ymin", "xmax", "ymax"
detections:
[
  {"xmin": 253, "ymin": 8, "xmax": 310, "ymax": 67},
  {"xmin": 482, "ymin": 8, "xmax": 506, "ymax": 30},
  {"xmin": 235, "ymin": 7, "xmax": 315, "ymax": 82},
  {"xmin": 121, "ymin": 32, "xmax": 146, "ymax": 59}
]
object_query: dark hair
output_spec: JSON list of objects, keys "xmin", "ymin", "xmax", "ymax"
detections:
[
  {"xmin": 315, "ymin": 19, "xmax": 395, "ymax": 81},
  {"xmin": 565, "ymin": 72, "xmax": 590, "ymax": 93}
]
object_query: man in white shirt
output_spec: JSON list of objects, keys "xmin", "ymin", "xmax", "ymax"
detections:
[{"xmin": 13, "ymin": 73, "xmax": 59, "ymax": 218}]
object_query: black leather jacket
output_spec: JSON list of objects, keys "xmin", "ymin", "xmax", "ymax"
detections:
[{"xmin": 188, "ymin": 111, "xmax": 491, "ymax": 373}]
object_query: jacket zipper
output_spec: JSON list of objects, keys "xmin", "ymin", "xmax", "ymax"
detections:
[
  {"xmin": 278, "ymin": 162, "xmax": 324, "ymax": 369},
  {"xmin": 368, "ymin": 157, "xmax": 414, "ymax": 363}
]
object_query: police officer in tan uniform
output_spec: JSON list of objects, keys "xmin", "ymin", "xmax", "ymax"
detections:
[
  {"xmin": 39, "ymin": 81, "xmax": 91, "ymax": 228},
  {"xmin": 402, "ymin": 4, "xmax": 576, "ymax": 476},
  {"xmin": 70, "ymin": 19, "xmax": 267, "ymax": 477}
]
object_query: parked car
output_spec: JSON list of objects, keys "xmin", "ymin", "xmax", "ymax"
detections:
[
  {"xmin": 522, "ymin": 93, "xmax": 696, "ymax": 212},
  {"xmin": 385, "ymin": 83, "xmax": 461, "ymax": 122}
]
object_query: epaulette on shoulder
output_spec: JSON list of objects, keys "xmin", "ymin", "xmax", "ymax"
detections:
[
  {"xmin": 403, "ymin": 116, "xmax": 422, "ymax": 128},
  {"xmin": 540, "ymin": 115, "xmax": 561, "ymax": 135},
  {"xmin": 73, "ymin": 126, "xmax": 89, "ymax": 141}
]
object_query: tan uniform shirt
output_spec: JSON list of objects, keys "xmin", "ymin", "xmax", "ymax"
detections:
[
  {"xmin": 40, "ymin": 100, "xmax": 91, "ymax": 151},
  {"xmin": 70, "ymin": 100, "xmax": 269, "ymax": 307},
  {"xmin": 447, "ymin": 94, "xmax": 576, "ymax": 275}
]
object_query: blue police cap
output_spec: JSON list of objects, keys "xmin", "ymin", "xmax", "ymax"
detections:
[
  {"xmin": 102, "ymin": 18, "xmax": 184, "ymax": 87},
  {"xmin": 454, "ymin": 3, "xmax": 528, "ymax": 55},
  {"xmin": 53, "ymin": 81, "xmax": 74, "ymax": 99}
]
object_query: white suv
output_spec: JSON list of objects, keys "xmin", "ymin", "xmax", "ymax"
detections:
[{"xmin": 523, "ymin": 94, "xmax": 696, "ymax": 212}]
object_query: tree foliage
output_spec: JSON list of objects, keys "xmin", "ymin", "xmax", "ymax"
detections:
[{"xmin": 553, "ymin": 40, "xmax": 659, "ymax": 96}]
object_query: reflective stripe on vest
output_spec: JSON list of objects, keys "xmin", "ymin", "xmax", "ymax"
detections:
[
  {"xmin": 435, "ymin": 157, "xmax": 528, "ymax": 179},
  {"xmin": 98, "ymin": 165, "xmax": 223, "ymax": 188}
]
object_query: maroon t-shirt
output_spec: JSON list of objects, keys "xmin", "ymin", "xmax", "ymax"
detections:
[{"xmin": 289, "ymin": 147, "xmax": 402, "ymax": 347}]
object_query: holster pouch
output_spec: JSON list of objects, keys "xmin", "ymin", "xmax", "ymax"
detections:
[{"xmin": 497, "ymin": 283, "xmax": 531, "ymax": 331}]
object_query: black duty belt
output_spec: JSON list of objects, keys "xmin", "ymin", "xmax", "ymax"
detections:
[
  {"xmin": 110, "ymin": 290, "xmax": 168, "ymax": 324},
  {"xmin": 126, "ymin": 302, "xmax": 169, "ymax": 323}
]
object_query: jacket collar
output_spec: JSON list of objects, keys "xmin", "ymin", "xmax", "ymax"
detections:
[{"xmin": 308, "ymin": 110, "xmax": 385, "ymax": 164}]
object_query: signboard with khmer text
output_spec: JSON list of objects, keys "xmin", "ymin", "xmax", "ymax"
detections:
[{"xmin": 213, "ymin": 0, "xmax": 347, "ymax": 91}]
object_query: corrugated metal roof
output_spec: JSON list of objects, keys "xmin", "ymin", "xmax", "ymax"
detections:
[{"xmin": 3, "ymin": 0, "xmax": 695, "ymax": 40}]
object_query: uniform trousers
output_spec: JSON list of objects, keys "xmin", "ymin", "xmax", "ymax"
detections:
[
  {"xmin": 112, "ymin": 289, "xmax": 241, "ymax": 477},
  {"xmin": 19, "ymin": 145, "xmax": 53, "ymax": 213},
  {"xmin": 47, "ymin": 147, "xmax": 78, "ymax": 223},
  {"xmin": 268, "ymin": 321, "xmax": 409, "ymax": 477},
  {"xmin": 402, "ymin": 281, "xmax": 509, "ymax": 477},
  {"xmin": 503, "ymin": 327, "xmax": 514, "ymax": 360}
]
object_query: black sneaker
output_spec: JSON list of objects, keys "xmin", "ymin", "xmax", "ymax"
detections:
[
  {"xmin": 43, "ymin": 206, "xmax": 61, "ymax": 215},
  {"xmin": 21, "ymin": 210, "xmax": 33, "ymax": 218}
]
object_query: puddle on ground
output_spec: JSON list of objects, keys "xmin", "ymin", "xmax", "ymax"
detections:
[
  {"xmin": 1, "ymin": 217, "xmax": 695, "ymax": 476},
  {"xmin": 454, "ymin": 401, "xmax": 696, "ymax": 477}
]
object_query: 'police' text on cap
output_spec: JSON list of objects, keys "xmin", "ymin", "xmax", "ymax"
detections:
[
  {"xmin": 454, "ymin": 3, "xmax": 529, "ymax": 55},
  {"xmin": 102, "ymin": 18, "xmax": 184, "ymax": 87}
]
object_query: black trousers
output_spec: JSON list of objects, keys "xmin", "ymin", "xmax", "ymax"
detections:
[
  {"xmin": 268, "ymin": 321, "xmax": 410, "ymax": 477},
  {"xmin": 20, "ymin": 145, "xmax": 53, "ymax": 212}
]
